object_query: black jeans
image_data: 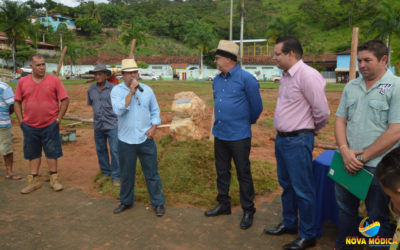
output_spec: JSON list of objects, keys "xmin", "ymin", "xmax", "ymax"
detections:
[{"xmin": 214, "ymin": 137, "xmax": 255, "ymax": 212}]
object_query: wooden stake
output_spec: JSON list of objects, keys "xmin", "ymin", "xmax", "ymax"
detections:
[
  {"xmin": 56, "ymin": 46, "xmax": 67, "ymax": 77},
  {"xmin": 129, "ymin": 39, "xmax": 136, "ymax": 58},
  {"xmin": 349, "ymin": 27, "xmax": 359, "ymax": 82}
]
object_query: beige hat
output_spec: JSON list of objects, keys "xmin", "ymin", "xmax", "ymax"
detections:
[
  {"xmin": 121, "ymin": 59, "xmax": 139, "ymax": 72},
  {"xmin": 215, "ymin": 40, "xmax": 239, "ymax": 58}
]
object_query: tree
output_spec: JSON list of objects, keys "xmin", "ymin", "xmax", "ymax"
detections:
[
  {"xmin": 368, "ymin": 1, "xmax": 400, "ymax": 67},
  {"xmin": 118, "ymin": 20, "xmax": 147, "ymax": 52},
  {"xmin": 265, "ymin": 16, "xmax": 298, "ymax": 41},
  {"xmin": 75, "ymin": 17, "xmax": 102, "ymax": 35},
  {"xmin": 183, "ymin": 19, "xmax": 216, "ymax": 79},
  {"xmin": 0, "ymin": 0, "xmax": 34, "ymax": 73}
]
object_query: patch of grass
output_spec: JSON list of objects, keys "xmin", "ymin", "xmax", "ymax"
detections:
[
  {"xmin": 326, "ymin": 83, "xmax": 346, "ymax": 92},
  {"xmin": 257, "ymin": 118, "xmax": 274, "ymax": 129},
  {"xmin": 97, "ymin": 135, "xmax": 278, "ymax": 207}
]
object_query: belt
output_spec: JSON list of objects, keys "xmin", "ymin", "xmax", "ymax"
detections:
[{"xmin": 277, "ymin": 129, "xmax": 314, "ymax": 137}]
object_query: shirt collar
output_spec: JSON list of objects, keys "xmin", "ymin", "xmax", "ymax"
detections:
[
  {"xmin": 103, "ymin": 80, "xmax": 112, "ymax": 89},
  {"xmin": 283, "ymin": 59, "xmax": 304, "ymax": 77},
  {"xmin": 352, "ymin": 69, "xmax": 393, "ymax": 90},
  {"xmin": 219, "ymin": 64, "xmax": 239, "ymax": 78}
]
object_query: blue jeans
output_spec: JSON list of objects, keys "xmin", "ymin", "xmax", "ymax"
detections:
[
  {"xmin": 118, "ymin": 139, "xmax": 165, "ymax": 206},
  {"xmin": 275, "ymin": 132, "xmax": 316, "ymax": 239},
  {"xmin": 335, "ymin": 166, "xmax": 393, "ymax": 250},
  {"xmin": 94, "ymin": 128, "xmax": 120, "ymax": 180}
]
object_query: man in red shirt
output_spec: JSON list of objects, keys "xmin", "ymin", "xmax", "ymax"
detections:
[{"xmin": 14, "ymin": 54, "xmax": 69, "ymax": 194}]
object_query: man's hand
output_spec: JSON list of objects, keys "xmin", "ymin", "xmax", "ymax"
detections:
[
  {"xmin": 340, "ymin": 147, "xmax": 364, "ymax": 174},
  {"xmin": 146, "ymin": 126, "xmax": 157, "ymax": 139},
  {"xmin": 129, "ymin": 78, "xmax": 139, "ymax": 94}
]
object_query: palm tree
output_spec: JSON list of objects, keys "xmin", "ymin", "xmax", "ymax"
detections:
[
  {"xmin": 0, "ymin": 0, "xmax": 34, "ymax": 73},
  {"xmin": 368, "ymin": 1, "xmax": 400, "ymax": 67},
  {"xmin": 183, "ymin": 20, "xmax": 216, "ymax": 80}
]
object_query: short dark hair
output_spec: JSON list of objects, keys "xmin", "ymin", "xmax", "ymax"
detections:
[
  {"xmin": 376, "ymin": 147, "xmax": 400, "ymax": 192},
  {"xmin": 276, "ymin": 35, "xmax": 303, "ymax": 59},
  {"xmin": 30, "ymin": 54, "xmax": 44, "ymax": 62},
  {"xmin": 358, "ymin": 40, "xmax": 388, "ymax": 61}
]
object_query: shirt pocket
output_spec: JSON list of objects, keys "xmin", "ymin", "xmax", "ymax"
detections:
[
  {"xmin": 346, "ymin": 99, "xmax": 357, "ymax": 121},
  {"xmin": 368, "ymin": 100, "xmax": 389, "ymax": 123}
]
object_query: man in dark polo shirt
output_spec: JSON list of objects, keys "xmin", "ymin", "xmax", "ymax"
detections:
[{"xmin": 88, "ymin": 64, "xmax": 120, "ymax": 186}]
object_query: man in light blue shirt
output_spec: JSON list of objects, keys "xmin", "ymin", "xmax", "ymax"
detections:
[
  {"xmin": 0, "ymin": 81, "xmax": 21, "ymax": 180},
  {"xmin": 110, "ymin": 59, "xmax": 165, "ymax": 216}
]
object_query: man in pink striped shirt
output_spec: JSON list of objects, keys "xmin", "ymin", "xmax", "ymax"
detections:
[{"xmin": 264, "ymin": 36, "xmax": 330, "ymax": 250}]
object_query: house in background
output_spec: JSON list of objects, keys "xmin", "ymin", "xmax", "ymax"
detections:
[
  {"xmin": 31, "ymin": 13, "xmax": 76, "ymax": 31},
  {"xmin": 335, "ymin": 50, "xmax": 396, "ymax": 83},
  {"xmin": 0, "ymin": 32, "xmax": 59, "ymax": 67},
  {"xmin": 335, "ymin": 51, "xmax": 359, "ymax": 83}
]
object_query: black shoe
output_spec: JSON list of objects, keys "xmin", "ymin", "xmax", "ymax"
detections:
[
  {"xmin": 264, "ymin": 223, "xmax": 298, "ymax": 235},
  {"xmin": 240, "ymin": 209, "xmax": 255, "ymax": 230},
  {"xmin": 204, "ymin": 204, "xmax": 231, "ymax": 217},
  {"xmin": 113, "ymin": 204, "xmax": 132, "ymax": 214},
  {"xmin": 283, "ymin": 237, "xmax": 316, "ymax": 250},
  {"xmin": 155, "ymin": 205, "xmax": 165, "ymax": 217}
]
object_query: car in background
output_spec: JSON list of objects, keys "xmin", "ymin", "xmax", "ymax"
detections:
[
  {"xmin": 251, "ymin": 73, "xmax": 260, "ymax": 81},
  {"xmin": 208, "ymin": 75, "xmax": 215, "ymax": 81},
  {"xmin": 140, "ymin": 73, "xmax": 159, "ymax": 80},
  {"xmin": 271, "ymin": 75, "xmax": 281, "ymax": 83}
]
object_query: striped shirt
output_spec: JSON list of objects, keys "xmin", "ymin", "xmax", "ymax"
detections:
[{"xmin": 0, "ymin": 81, "xmax": 14, "ymax": 128}]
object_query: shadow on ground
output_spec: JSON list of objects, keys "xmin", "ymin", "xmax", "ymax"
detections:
[{"xmin": 0, "ymin": 170, "xmax": 337, "ymax": 249}]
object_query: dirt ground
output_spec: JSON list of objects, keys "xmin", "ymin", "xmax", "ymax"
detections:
[
  {"xmin": 7, "ymin": 84, "xmax": 338, "ymax": 196},
  {"xmin": 0, "ymin": 83, "xmax": 341, "ymax": 249}
]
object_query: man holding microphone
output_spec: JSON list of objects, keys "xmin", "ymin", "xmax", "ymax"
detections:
[{"xmin": 110, "ymin": 59, "xmax": 165, "ymax": 216}]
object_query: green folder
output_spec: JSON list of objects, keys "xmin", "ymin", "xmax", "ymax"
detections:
[{"xmin": 327, "ymin": 151, "xmax": 374, "ymax": 201}]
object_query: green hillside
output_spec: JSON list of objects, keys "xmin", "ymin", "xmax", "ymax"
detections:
[{"xmin": 2, "ymin": 0, "xmax": 400, "ymax": 66}]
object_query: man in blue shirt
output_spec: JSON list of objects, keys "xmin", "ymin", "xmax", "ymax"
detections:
[
  {"xmin": 88, "ymin": 64, "xmax": 120, "ymax": 186},
  {"xmin": 110, "ymin": 59, "xmax": 165, "ymax": 216},
  {"xmin": 0, "ymin": 81, "xmax": 21, "ymax": 180},
  {"xmin": 205, "ymin": 40, "xmax": 263, "ymax": 230}
]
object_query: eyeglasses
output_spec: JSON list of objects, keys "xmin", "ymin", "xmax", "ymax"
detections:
[{"xmin": 135, "ymin": 94, "xmax": 141, "ymax": 106}]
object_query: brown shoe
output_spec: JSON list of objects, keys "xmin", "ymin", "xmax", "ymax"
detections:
[
  {"xmin": 50, "ymin": 173, "xmax": 63, "ymax": 192},
  {"xmin": 21, "ymin": 175, "xmax": 42, "ymax": 194}
]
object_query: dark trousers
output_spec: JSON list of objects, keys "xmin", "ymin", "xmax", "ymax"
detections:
[
  {"xmin": 118, "ymin": 139, "xmax": 165, "ymax": 206},
  {"xmin": 335, "ymin": 166, "xmax": 394, "ymax": 249},
  {"xmin": 214, "ymin": 137, "xmax": 255, "ymax": 212}
]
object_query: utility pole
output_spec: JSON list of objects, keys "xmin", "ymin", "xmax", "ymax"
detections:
[
  {"xmin": 349, "ymin": 27, "xmax": 359, "ymax": 82},
  {"xmin": 239, "ymin": 0, "xmax": 244, "ymax": 67},
  {"xmin": 60, "ymin": 32, "xmax": 64, "ymax": 76},
  {"xmin": 229, "ymin": 0, "xmax": 233, "ymax": 40}
]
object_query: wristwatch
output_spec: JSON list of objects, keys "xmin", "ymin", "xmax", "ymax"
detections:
[{"xmin": 356, "ymin": 154, "xmax": 364, "ymax": 163}]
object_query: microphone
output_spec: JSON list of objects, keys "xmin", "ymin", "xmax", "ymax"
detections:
[
  {"xmin": 131, "ymin": 78, "xmax": 143, "ymax": 92},
  {"xmin": 136, "ymin": 85, "xmax": 143, "ymax": 92}
]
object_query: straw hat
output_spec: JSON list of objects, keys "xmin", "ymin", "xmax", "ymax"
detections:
[
  {"xmin": 215, "ymin": 40, "xmax": 239, "ymax": 57},
  {"xmin": 121, "ymin": 59, "xmax": 139, "ymax": 72}
]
